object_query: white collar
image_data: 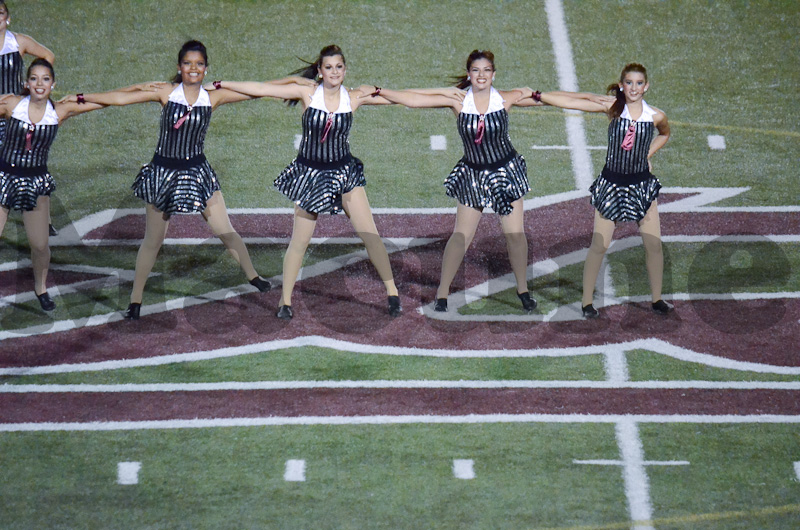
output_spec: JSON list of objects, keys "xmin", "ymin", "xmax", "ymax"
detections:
[
  {"xmin": 0, "ymin": 31, "xmax": 19, "ymax": 55},
  {"xmin": 309, "ymin": 84, "xmax": 352, "ymax": 114},
  {"xmin": 168, "ymin": 83, "xmax": 211, "ymax": 107},
  {"xmin": 621, "ymin": 101, "xmax": 656, "ymax": 122},
  {"xmin": 461, "ymin": 87, "xmax": 505, "ymax": 115},
  {"xmin": 12, "ymin": 96, "xmax": 59, "ymax": 126}
]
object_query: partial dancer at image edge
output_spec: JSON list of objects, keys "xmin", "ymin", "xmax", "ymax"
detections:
[{"xmin": 0, "ymin": 59, "xmax": 110, "ymax": 311}]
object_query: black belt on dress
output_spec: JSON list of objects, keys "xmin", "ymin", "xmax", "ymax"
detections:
[
  {"xmin": 150, "ymin": 153, "xmax": 207, "ymax": 170},
  {"xmin": 295, "ymin": 154, "xmax": 354, "ymax": 171},
  {"xmin": 461, "ymin": 150, "xmax": 518, "ymax": 172},
  {"xmin": 0, "ymin": 158, "xmax": 49, "ymax": 177},
  {"xmin": 600, "ymin": 166, "xmax": 652, "ymax": 186}
]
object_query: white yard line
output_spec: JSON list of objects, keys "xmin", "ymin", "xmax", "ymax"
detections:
[{"xmin": 1, "ymin": 414, "xmax": 799, "ymax": 432}]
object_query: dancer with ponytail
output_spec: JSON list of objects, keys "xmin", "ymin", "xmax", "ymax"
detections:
[
  {"xmin": 63, "ymin": 40, "xmax": 272, "ymax": 320},
  {"xmin": 212, "ymin": 44, "xmax": 401, "ymax": 320},
  {"xmin": 0, "ymin": 59, "xmax": 107, "ymax": 311},
  {"xmin": 535, "ymin": 63, "xmax": 672, "ymax": 318},
  {"xmin": 362, "ymin": 50, "xmax": 536, "ymax": 313}
]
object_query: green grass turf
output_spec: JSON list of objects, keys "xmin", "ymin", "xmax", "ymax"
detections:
[
  {"xmin": 0, "ymin": 423, "xmax": 798, "ymax": 529},
  {"xmin": 0, "ymin": 348, "xmax": 606, "ymax": 385}
]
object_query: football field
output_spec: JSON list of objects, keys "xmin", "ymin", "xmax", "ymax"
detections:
[{"xmin": 1, "ymin": 1, "xmax": 799, "ymax": 528}]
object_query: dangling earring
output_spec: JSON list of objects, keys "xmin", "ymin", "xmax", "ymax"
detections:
[
  {"xmin": 492, "ymin": 75, "xmax": 495, "ymax": 81},
  {"xmin": 467, "ymin": 75, "xmax": 471, "ymax": 81}
]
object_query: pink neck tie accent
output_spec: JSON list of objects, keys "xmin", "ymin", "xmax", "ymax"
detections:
[
  {"xmin": 320, "ymin": 113, "xmax": 334, "ymax": 143},
  {"xmin": 173, "ymin": 105, "xmax": 193, "ymax": 130},
  {"xmin": 621, "ymin": 121, "xmax": 636, "ymax": 151},
  {"xmin": 474, "ymin": 114, "xmax": 485, "ymax": 145},
  {"xmin": 25, "ymin": 125, "xmax": 34, "ymax": 152}
]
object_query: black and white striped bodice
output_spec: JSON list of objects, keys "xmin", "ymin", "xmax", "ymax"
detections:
[
  {"xmin": 0, "ymin": 32, "xmax": 23, "ymax": 95},
  {"xmin": 604, "ymin": 117, "xmax": 655, "ymax": 174},
  {"xmin": 297, "ymin": 106, "xmax": 353, "ymax": 163},
  {"xmin": 153, "ymin": 100, "xmax": 211, "ymax": 160},
  {"xmin": 0, "ymin": 51, "xmax": 23, "ymax": 95},
  {"xmin": 0, "ymin": 99, "xmax": 58, "ymax": 169},
  {"xmin": 457, "ymin": 108, "xmax": 516, "ymax": 166}
]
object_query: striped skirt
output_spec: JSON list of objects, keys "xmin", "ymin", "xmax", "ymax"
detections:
[
  {"xmin": 132, "ymin": 156, "xmax": 220, "ymax": 215},
  {"xmin": 589, "ymin": 169, "xmax": 661, "ymax": 222},
  {"xmin": 444, "ymin": 152, "xmax": 529, "ymax": 216},
  {"xmin": 274, "ymin": 155, "xmax": 365, "ymax": 215},
  {"xmin": 0, "ymin": 170, "xmax": 55, "ymax": 211}
]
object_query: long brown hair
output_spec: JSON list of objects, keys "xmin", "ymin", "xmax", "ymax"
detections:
[
  {"xmin": 606, "ymin": 63, "xmax": 647, "ymax": 119},
  {"xmin": 286, "ymin": 44, "xmax": 345, "ymax": 106},
  {"xmin": 452, "ymin": 50, "xmax": 495, "ymax": 89}
]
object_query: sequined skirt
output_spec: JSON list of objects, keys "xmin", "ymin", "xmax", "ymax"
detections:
[
  {"xmin": 275, "ymin": 155, "xmax": 365, "ymax": 215},
  {"xmin": 444, "ymin": 152, "xmax": 529, "ymax": 216},
  {"xmin": 132, "ymin": 156, "xmax": 220, "ymax": 215},
  {"xmin": 0, "ymin": 169, "xmax": 55, "ymax": 211},
  {"xmin": 589, "ymin": 169, "xmax": 661, "ymax": 222}
]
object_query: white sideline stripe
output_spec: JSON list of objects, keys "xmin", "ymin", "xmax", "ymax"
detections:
[
  {"xmin": 616, "ymin": 420, "xmax": 655, "ymax": 530},
  {"xmin": 453, "ymin": 459, "xmax": 475, "ymax": 480},
  {"xmin": 707, "ymin": 135, "xmax": 726, "ymax": 150},
  {"xmin": 430, "ymin": 135, "xmax": 447, "ymax": 150},
  {"xmin": 2, "ymin": 414, "xmax": 799, "ymax": 432},
  {"xmin": 117, "ymin": 461, "xmax": 141, "ymax": 485},
  {"xmin": 795, "ymin": 462, "xmax": 800, "ymax": 481},
  {"xmin": 574, "ymin": 460, "xmax": 689, "ymax": 466},
  {"xmin": 530, "ymin": 145, "xmax": 605, "ymax": 150},
  {"xmin": 545, "ymin": 0, "xmax": 593, "ymax": 191},
  {"xmin": 0, "ymin": 258, "xmax": 31, "ymax": 272},
  {"xmin": 6, "ymin": 380, "xmax": 800, "ymax": 393},
  {"xmin": 284, "ymin": 459, "xmax": 306, "ymax": 482},
  {"xmin": 3, "ymin": 336, "xmax": 800, "ymax": 376}
]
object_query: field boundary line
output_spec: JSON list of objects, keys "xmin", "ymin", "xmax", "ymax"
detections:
[{"xmin": 2, "ymin": 413, "xmax": 799, "ymax": 432}]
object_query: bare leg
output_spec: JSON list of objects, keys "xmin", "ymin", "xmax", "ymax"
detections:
[
  {"xmin": 498, "ymin": 198, "xmax": 529, "ymax": 294},
  {"xmin": 130, "ymin": 204, "xmax": 169, "ymax": 304},
  {"xmin": 637, "ymin": 201, "xmax": 664, "ymax": 303},
  {"xmin": 21, "ymin": 196, "xmax": 51, "ymax": 295},
  {"xmin": 201, "ymin": 191, "xmax": 260, "ymax": 281},
  {"xmin": 582, "ymin": 210, "xmax": 616, "ymax": 307},
  {"xmin": 341, "ymin": 187, "xmax": 398, "ymax": 296},
  {"xmin": 437, "ymin": 203, "xmax": 483, "ymax": 299},
  {"xmin": 281, "ymin": 205, "xmax": 318, "ymax": 307}
]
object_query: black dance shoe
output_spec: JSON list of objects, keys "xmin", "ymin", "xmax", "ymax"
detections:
[
  {"xmin": 387, "ymin": 295, "xmax": 402, "ymax": 317},
  {"xmin": 582, "ymin": 304, "xmax": 599, "ymax": 319},
  {"xmin": 652, "ymin": 300, "xmax": 674, "ymax": 315},
  {"xmin": 276, "ymin": 305, "xmax": 293, "ymax": 320},
  {"xmin": 48, "ymin": 224, "xmax": 58, "ymax": 237},
  {"xmin": 433, "ymin": 298, "xmax": 448, "ymax": 312},
  {"xmin": 517, "ymin": 292, "xmax": 537, "ymax": 313},
  {"xmin": 249, "ymin": 276, "xmax": 272, "ymax": 292},
  {"xmin": 124, "ymin": 303, "xmax": 141, "ymax": 320},
  {"xmin": 37, "ymin": 292, "xmax": 56, "ymax": 311}
]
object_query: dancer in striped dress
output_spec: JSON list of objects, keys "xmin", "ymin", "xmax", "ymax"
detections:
[
  {"xmin": 0, "ymin": 0, "xmax": 57, "ymax": 235},
  {"xmin": 365, "ymin": 50, "xmax": 537, "ymax": 313},
  {"xmin": 536, "ymin": 63, "xmax": 672, "ymax": 317},
  {"xmin": 0, "ymin": 59, "xmax": 107, "ymax": 311},
  {"xmin": 66, "ymin": 41, "xmax": 272, "ymax": 320},
  {"xmin": 215, "ymin": 45, "xmax": 401, "ymax": 320}
]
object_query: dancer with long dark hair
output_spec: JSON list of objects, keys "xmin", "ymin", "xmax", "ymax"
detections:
[
  {"xmin": 212, "ymin": 44, "xmax": 401, "ymax": 320},
  {"xmin": 0, "ymin": 59, "xmax": 107, "ymax": 310},
  {"xmin": 63, "ymin": 40, "xmax": 272, "ymax": 319},
  {"xmin": 362, "ymin": 50, "xmax": 536, "ymax": 313},
  {"xmin": 536, "ymin": 63, "xmax": 672, "ymax": 317}
]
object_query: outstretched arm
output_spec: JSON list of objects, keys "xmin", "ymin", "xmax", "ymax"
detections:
[
  {"xmin": 539, "ymin": 91, "xmax": 610, "ymax": 113},
  {"xmin": 361, "ymin": 86, "xmax": 461, "ymax": 110},
  {"xmin": 54, "ymin": 99, "xmax": 106, "ymax": 122},
  {"xmin": 211, "ymin": 80, "xmax": 312, "ymax": 102},
  {"xmin": 61, "ymin": 85, "xmax": 168, "ymax": 107},
  {"xmin": 15, "ymin": 33, "xmax": 55, "ymax": 64}
]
